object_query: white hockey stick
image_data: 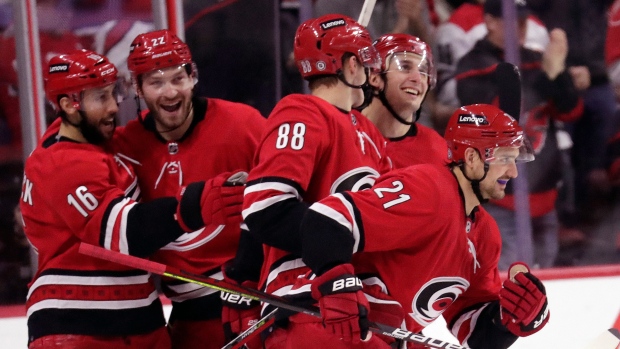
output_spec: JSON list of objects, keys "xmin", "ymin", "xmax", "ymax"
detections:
[
  {"xmin": 357, "ymin": 0, "xmax": 377, "ymax": 27},
  {"xmin": 580, "ymin": 328, "xmax": 620, "ymax": 349}
]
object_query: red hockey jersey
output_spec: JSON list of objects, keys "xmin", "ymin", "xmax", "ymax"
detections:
[
  {"xmin": 242, "ymin": 94, "xmax": 391, "ymax": 301},
  {"xmin": 309, "ymin": 164, "xmax": 503, "ymax": 347},
  {"xmin": 20, "ymin": 118, "xmax": 166, "ymax": 342},
  {"xmin": 386, "ymin": 123, "xmax": 450, "ymax": 169},
  {"xmin": 113, "ymin": 97, "xmax": 265, "ymax": 317}
]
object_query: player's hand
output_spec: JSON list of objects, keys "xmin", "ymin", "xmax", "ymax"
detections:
[
  {"xmin": 499, "ymin": 263, "xmax": 550, "ymax": 337},
  {"xmin": 221, "ymin": 266, "xmax": 262, "ymax": 349},
  {"xmin": 310, "ymin": 263, "xmax": 371, "ymax": 344},
  {"xmin": 175, "ymin": 170, "xmax": 247, "ymax": 231}
]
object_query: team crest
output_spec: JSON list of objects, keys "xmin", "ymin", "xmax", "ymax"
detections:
[
  {"xmin": 331, "ymin": 167, "xmax": 380, "ymax": 193},
  {"xmin": 410, "ymin": 277, "xmax": 470, "ymax": 326}
]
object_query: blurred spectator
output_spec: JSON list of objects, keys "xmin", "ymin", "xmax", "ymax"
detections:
[
  {"xmin": 528, "ymin": 0, "xmax": 618, "ymax": 230},
  {"xmin": 314, "ymin": 0, "xmax": 434, "ymax": 43},
  {"xmin": 432, "ymin": 0, "xmax": 549, "ymax": 134},
  {"xmin": 0, "ymin": 32, "xmax": 83, "ymax": 158},
  {"xmin": 453, "ymin": 0, "xmax": 583, "ymax": 269},
  {"xmin": 608, "ymin": 0, "xmax": 620, "ymax": 103},
  {"xmin": 605, "ymin": 0, "xmax": 620, "ymax": 251},
  {"xmin": 74, "ymin": 19, "xmax": 154, "ymax": 125}
]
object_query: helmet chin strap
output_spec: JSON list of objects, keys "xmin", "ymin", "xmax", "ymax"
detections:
[
  {"xmin": 459, "ymin": 162, "xmax": 489, "ymax": 204},
  {"xmin": 339, "ymin": 69, "xmax": 374, "ymax": 110},
  {"xmin": 377, "ymin": 88, "xmax": 413, "ymax": 125}
]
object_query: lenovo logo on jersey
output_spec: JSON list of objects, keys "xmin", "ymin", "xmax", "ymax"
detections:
[
  {"xmin": 220, "ymin": 292, "xmax": 254, "ymax": 307},
  {"xmin": 48, "ymin": 64, "xmax": 69, "ymax": 73},
  {"xmin": 320, "ymin": 18, "xmax": 346, "ymax": 30},
  {"xmin": 457, "ymin": 114, "xmax": 489, "ymax": 125},
  {"xmin": 389, "ymin": 329, "xmax": 464, "ymax": 349}
]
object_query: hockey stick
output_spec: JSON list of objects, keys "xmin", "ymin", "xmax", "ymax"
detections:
[
  {"xmin": 580, "ymin": 328, "xmax": 620, "ymax": 349},
  {"xmin": 221, "ymin": 308, "xmax": 278, "ymax": 349},
  {"xmin": 357, "ymin": 0, "xmax": 377, "ymax": 27},
  {"xmin": 495, "ymin": 62, "xmax": 522, "ymax": 121},
  {"xmin": 79, "ymin": 243, "xmax": 466, "ymax": 349}
]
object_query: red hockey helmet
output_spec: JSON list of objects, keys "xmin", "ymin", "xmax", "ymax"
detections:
[
  {"xmin": 293, "ymin": 14, "xmax": 380, "ymax": 80},
  {"xmin": 127, "ymin": 29, "xmax": 192, "ymax": 78},
  {"xmin": 373, "ymin": 33, "xmax": 436, "ymax": 89},
  {"xmin": 444, "ymin": 104, "xmax": 534, "ymax": 163},
  {"xmin": 44, "ymin": 49, "xmax": 118, "ymax": 110}
]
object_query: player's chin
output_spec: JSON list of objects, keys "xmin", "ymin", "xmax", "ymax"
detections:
[
  {"xmin": 101, "ymin": 128, "xmax": 116, "ymax": 141},
  {"xmin": 489, "ymin": 190, "xmax": 506, "ymax": 200}
]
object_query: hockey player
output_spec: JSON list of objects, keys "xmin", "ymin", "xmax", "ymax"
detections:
[
  {"xmin": 21, "ymin": 49, "xmax": 187, "ymax": 349},
  {"xmin": 240, "ymin": 14, "xmax": 394, "ymax": 349},
  {"xmin": 299, "ymin": 104, "xmax": 549, "ymax": 348},
  {"xmin": 363, "ymin": 33, "xmax": 449, "ymax": 168},
  {"xmin": 113, "ymin": 29, "xmax": 266, "ymax": 349}
]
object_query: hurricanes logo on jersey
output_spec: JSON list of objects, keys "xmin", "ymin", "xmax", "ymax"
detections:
[
  {"xmin": 410, "ymin": 277, "xmax": 470, "ymax": 326},
  {"xmin": 330, "ymin": 167, "xmax": 380, "ymax": 193}
]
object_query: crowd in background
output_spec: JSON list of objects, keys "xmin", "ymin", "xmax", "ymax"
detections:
[{"xmin": 0, "ymin": 0, "xmax": 619, "ymax": 305}]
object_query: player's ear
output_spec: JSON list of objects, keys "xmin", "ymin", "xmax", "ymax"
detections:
[
  {"xmin": 463, "ymin": 147, "xmax": 480, "ymax": 166},
  {"xmin": 132, "ymin": 79, "xmax": 144, "ymax": 98},
  {"xmin": 345, "ymin": 55, "xmax": 360, "ymax": 74},
  {"xmin": 369, "ymin": 71, "xmax": 383, "ymax": 89},
  {"xmin": 59, "ymin": 95, "xmax": 79, "ymax": 119}
]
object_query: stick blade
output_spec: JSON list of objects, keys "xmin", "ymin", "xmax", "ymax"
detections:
[
  {"xmin": 581, "ymin": 329, "xmax": 620, "ymax": 349},
  {"xmin": 495, "ymin": 62, "xmax": 522, "ymax": 121}
]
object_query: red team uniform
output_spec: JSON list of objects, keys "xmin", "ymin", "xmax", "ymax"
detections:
[
  {"xmin": 300, "ymin": 104, "xmax": 550, "ymax": 349},
  {"xmin": 386, "ymin": 123, "xmax": 449, "ymax": 168},
  {"xmin": 305, "ymin": 165, "xmax": 502, "ymax": 347},
  {"xmin": 243, "ymin": 94, "xmax": 390, "ymax": 297},
  {"xmin": 113, "ymin": 29, "xmax": 266, "ymax": 349},
  {"xmin": 113, "ymin": 96, "xmax": 265, "ymax": 322},
  {"xmin": 21, "ymin": 118, "xmax": 177, "ymax": 348}
]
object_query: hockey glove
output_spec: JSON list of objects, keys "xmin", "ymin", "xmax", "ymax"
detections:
[
  {"xmin": 176, "ymin": 170, "xmax": 247, "ymax": 231},
  {"xmin": 310, "ymin": 263, "xmax": 371, "ymax": 344},
  {"xmin": 220, "ymin": 268, "xmax": 262, "ymax": 349},
  {"xmin": 499, "ymin": 265, "xmax": 550, "ymax": 337}
]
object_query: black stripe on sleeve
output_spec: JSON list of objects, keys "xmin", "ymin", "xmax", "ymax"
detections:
[
  {"xmin": 99, "ymin": 196, "xmax": 125, "ymax": 247},
  {"xmin": 246, "ymin": 176, "xmax": 306, "ymax": 197},
  {"xmin": 448, "ymin": 301, "xmax": 518, "ymax": 349},
  {"xmin": 125, "ymin": 197, "xmax": 185, "ymax": 257},
  {"xmin": 244, "ymin": 197, "xmax": 309, "ymax": 255},
  {"xmin": 244, "ymin": 176, "xmax": 308, "ymax": 254},
  {"xmin": 301, "ymin": 197, "xmax": 358, "ymax": 276},
  {"xmin": 340, "ymin": 191, "xmax": 365, "ymax": 253}
]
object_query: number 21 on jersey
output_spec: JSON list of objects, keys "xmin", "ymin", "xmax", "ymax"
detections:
[{"xmin": 374, "ymin": 180, "xmax": 411, "ymax": 209}]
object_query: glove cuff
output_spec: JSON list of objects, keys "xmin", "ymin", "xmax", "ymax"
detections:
[
  {"xmin": 176, "ymin": 181, "xmax": 205, "ymax": 231},
  {"xmin": 311, "ymin": 263, "xmax": 362, "ymax": 299},
  {"xmin": 500, "ymin": 300, "xmax": 550, "ymax": 337}
]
